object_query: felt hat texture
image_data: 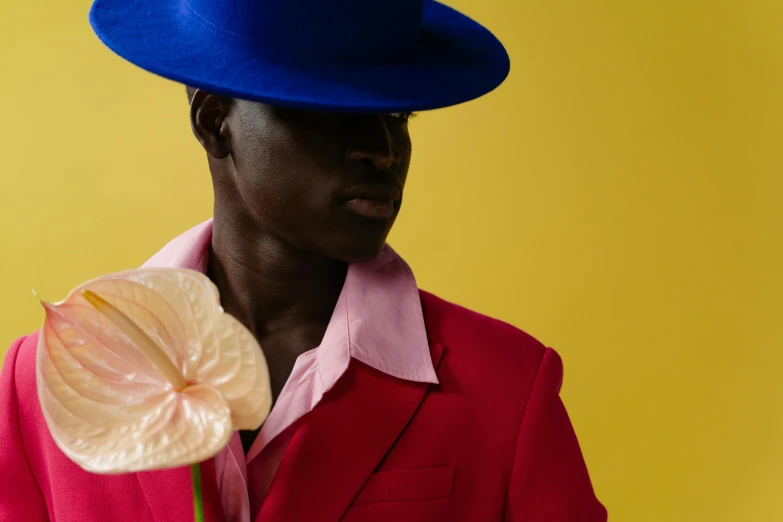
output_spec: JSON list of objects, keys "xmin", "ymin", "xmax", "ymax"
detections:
[{"xmin": 89, "ymin": 0, "xmax": 510, "ymax": 112}]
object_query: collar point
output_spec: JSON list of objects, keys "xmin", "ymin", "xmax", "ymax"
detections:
[{"xmin": 419, "ymin": 367, "xmax": 440, "ymax": 386}]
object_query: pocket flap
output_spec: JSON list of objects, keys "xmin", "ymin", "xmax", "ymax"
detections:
[{"xmin": 353, "ymin": 465, "xmax": 455, "ymax": 506}]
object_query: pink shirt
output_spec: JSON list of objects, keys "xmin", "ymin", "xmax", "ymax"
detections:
[{"xmin": 141, "ymin": 219, "xmax": 438, "ymax": 522}]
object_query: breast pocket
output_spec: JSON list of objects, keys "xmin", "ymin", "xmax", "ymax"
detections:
[{"xmin": 342, "ymin": 465, "xmax": 455, "ymax": 522}]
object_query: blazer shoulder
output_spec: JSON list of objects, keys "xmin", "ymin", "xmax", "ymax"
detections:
[
  {"xmin": 3, "ymin": 332, "xmax": 39, "ymax": 398},
  {"xmin": 418, "ymin": 290, "xmax": 556, "ymax": 429},
  {"xmin": 418, "ymin": 289, "xmax": 547, "ymax": 367}
]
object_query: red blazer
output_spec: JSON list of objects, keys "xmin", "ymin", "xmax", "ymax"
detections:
[{"xmin": 0, "ymin": 290, "xmax": 606, "ymax": 521}]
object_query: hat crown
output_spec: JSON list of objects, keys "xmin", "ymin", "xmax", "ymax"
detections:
[{"xmin": 185, "ymin": 0, "xmax": 424, "ymax": 60}]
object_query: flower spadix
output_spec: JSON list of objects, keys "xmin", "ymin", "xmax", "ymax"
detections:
[{"xmin": 36, "ymin": 268, "xmax": 271, "ymax": 474}]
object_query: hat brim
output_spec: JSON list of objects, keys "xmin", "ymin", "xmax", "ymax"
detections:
[{"xmin": 89, "ymin": 0, "xmax": 510, "ymax": 112}]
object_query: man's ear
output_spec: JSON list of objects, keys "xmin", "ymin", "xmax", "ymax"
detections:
[{"xmin": 190, "ymin": 89, "xmax": 232, "ymax": 159}]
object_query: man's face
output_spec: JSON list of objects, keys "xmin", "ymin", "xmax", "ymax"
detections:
[{"xmin": 208, "ymin": 98, "xmax": 412, "ymax": 262}]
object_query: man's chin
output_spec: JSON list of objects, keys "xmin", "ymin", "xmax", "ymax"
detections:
[{"xmin": 331, "ymin": 238, "xmax": 388, "ymax": 264}]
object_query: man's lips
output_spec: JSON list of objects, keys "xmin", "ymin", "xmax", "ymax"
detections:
[
  {"xmin": 343, "ymin": 199, "xmax": 396, "ymax": 219},
  {"xmin": 341, "ymin": 183, "xmax": 401, "ymax": 220},
  {"xmin": 341, "ymin": 183, "xmax": 402, "ymax": 203}
]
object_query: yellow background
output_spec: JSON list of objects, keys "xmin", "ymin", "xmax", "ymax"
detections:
[{"xmin": 1, "ymin": 1, "xmax": 781, "ymax": 520}]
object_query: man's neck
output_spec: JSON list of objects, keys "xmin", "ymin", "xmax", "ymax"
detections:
[{"xmin": 207, "ymin": 210, "xmax": 348, "ymax": 396}]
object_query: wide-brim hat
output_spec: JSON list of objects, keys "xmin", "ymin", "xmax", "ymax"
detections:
[{"xmin": 89, "ymin": 0, "xmax": 510, "ymax": 112}]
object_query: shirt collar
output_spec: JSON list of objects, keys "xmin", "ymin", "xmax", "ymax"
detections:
[{"xmin": 141, "ymin": 218, "xmax": 438, "ymax": 385}]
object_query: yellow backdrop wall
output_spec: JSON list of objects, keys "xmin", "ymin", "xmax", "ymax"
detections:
[{"xmin": 2, "ymin": 1, "xmax": 781, "ymax": 520}]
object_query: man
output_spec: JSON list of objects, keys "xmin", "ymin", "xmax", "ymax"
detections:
[{"xmin": 0, "ymin": 0, "xmax": 606, "ymax": 520}]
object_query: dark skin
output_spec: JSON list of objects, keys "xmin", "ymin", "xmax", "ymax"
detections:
[{"xmin": 188, "ymin": 89, "xmax": 413, "ymax": 452}]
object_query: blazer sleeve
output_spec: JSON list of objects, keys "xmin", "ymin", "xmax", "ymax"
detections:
[
  {"xmin": 504, "ymin": 347, "xmax": 607, "ymax": 522},
  {"xmin": 0, "ymin": 336, "xmax": 50, "ymax": 521}
]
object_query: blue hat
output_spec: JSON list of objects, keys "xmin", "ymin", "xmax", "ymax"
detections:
[{"xmin": 89, "ymin": 0, "xmax": 510, "ymax": 112}]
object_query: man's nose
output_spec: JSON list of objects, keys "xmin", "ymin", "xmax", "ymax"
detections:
[{"xmin": 345, "ymin": 115, "xmax": 401, "ymax": 170}]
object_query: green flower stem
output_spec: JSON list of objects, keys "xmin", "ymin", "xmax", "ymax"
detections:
[{"xmin": 191, "ymin": 462, "xmax": 205, "ymax": 522}]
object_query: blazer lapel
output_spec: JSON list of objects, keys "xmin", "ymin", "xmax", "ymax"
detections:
[
  {"xmin": 137, "ymin": 459, "xmax": 225, "ymax": 522},
  {"xmin": 257, "ymin": 343, "xmax": 445, "ymax": 522}
]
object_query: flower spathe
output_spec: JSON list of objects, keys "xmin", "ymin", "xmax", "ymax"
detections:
[{"xmin": 36, "ymin": 268, "xmax": 272, "ymax": 474}]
